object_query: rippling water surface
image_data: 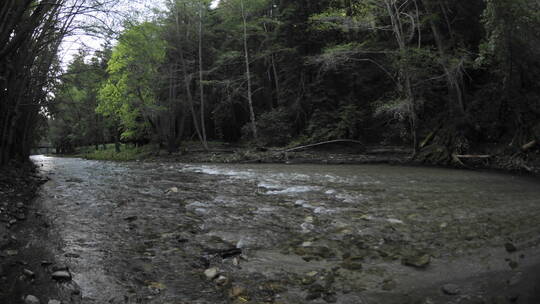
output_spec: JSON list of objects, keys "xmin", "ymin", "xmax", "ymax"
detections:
[{"xmin": 31, "ymin": 156, "xmax": 540, "ymax": 303}]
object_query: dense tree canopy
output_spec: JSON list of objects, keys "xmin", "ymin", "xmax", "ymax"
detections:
[{"xmin": 3, "ymin": 0, "xmax": 540, "ymax": 165}]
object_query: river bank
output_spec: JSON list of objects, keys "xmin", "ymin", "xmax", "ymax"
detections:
[
  {"xmin": 0, "ymin": 162, "xmax": 83, "ymax": 304},
  {"xmin": 76, "ymin": 141, "xmax": 540, "ymax": 177}
]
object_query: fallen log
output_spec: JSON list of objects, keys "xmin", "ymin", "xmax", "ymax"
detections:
[
  {"xmin": 280, "ymin": 139, "xmax": 363, "ymax": 153},
  {"xmin": 454, "ymin": 155, "xmax": 491, "ymax": 159},
  {"xmin": 522, "ymin": 140, "xmax": 537, "ymax": 151}
]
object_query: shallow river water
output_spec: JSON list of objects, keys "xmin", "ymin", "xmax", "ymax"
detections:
[{"xmin": 31, "ymin": 155, "xmax": 540, "ymax": 304}]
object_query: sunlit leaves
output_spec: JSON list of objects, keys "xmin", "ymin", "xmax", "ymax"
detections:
[{"xmin": 97, "ymin": 22, "xmax": 165, "ymax": 141}]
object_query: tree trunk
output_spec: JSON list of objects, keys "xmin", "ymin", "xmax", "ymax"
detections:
[
  {"xmin": 198, "ymin": 2, "xmax": 208, "ymax": 150},
  {"xmin": 241, "ymin": 0, "xmax": 258, "ymax": 141}
]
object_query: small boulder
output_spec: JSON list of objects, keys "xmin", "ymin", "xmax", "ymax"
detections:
[
  {"xmin": 402, "ymin": 253, "xmax": 430, "ymax": 268},
  {"xmin": 24, "ymin": 295, "xmax": 40, "ymax": 304},
  {"xmin": 52, "ymin": 270, "xmax": 71, "ymax": 281}
]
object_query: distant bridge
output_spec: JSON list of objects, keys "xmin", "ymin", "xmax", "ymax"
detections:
[{"xmin": 32, "ymin": 143, "xmax": 55, "ymax": 155}]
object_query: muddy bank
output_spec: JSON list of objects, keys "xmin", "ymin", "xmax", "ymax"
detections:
[
  {"xmin": 28, "ymin": 156, "xmax": 540, "ymax": 304},
  {"xmin": 0, "ymin": 163, "xmax": 81, "ymax": 304},
  {"xmin": 139, "ymin": 142, "xmax": 540, "ymax": 177}
]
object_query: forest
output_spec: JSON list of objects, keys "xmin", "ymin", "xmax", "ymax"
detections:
[
  {"xmin": 3, "ymin": 2, "xmax": 540, "ymax": 303},
  {"xmin": 2, "ymin": 0, "xmax": 540, "ymax": 166}
]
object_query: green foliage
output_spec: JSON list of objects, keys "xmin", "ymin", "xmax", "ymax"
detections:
[
  {"xmin": 49, "ymin": 49, "xmax": 110, "ymax": 153},
  {"xmin": 44, "ymin": 0, "xmax": 540, "ymax": 160},
  {"xmin": 305, "ymin": 105, "xmax": 366, "ymax": 143},
  {"xmin": 242, "ymin": 108, "xmax": 294, "ymax": 146},
  {"xmin": 97, "ymin": 22, "xmax": 166, "ymax": 142},
  {"xmin": 81, "ymin": 144, "xmax": 155, "ymax": 161}
]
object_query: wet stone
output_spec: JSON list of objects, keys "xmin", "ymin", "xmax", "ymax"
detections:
[
  {"xmin": 306, "ymin": 292, "xmax": 321, "ymax": 301},
  {"xmin": 204, "ymin": 267, "xmax": 219, "ymax": 280},
  {"xmin": 507, "ymin": 272, "xmax": 522, "ymax": 286},
  {"xmin": 402, "ymin": 253, "xmax": 430, "ymax": 268},
  {"xmin": 23, "ymin": 269, "xmax": 35, "ymax": 278},
  {"xmin": 229, "ymin": 286, "xmax": 247, "ymax": 298},
  {"xmin": 52, "ymin": 270, "xmax": 71, "ymax": 281},
  {"xmin": 382, "ymin": 279, "xmax": 397, "ymax": 291},
  {"xmin": 441, "ymin": 283, "xmax": 460, "ymax": 295},
  {"xmin": 123, "ymin": 216, "xmax": 138, "ymax": 222},
  {"xmin": 323, "ymin": 293, "xmax": 338, "ymax": 303},
  {"xmin": 215, "ymin": 275, "xmax": 229, "ymax": 286},
  {"xmin": 341, "ymin": 257, "xmax": 363, "ymax": 271},
  {"xmin": 504, "ymin": 242, "xmax": 517, "ymax": 253},
  {"xmin": 24, "ymin": 295, "xmax": 40, "ymax": 304}
]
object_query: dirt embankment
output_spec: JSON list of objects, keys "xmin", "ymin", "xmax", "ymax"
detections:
[{"xmin": 0, "ymin": 162, "xmax": 81, "ymax": 304}]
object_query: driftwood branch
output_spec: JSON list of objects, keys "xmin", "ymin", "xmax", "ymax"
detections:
[
  {"xmin": 522, "ymin": 140, "xmax": 537, "ymax": 151},
  {"xmin": 280, "ymin": 139, "xmax": 364, "ymax": 153},
  {"xmin": 454, "ymin": 155, "xmax": 491, "ymax": 159}
]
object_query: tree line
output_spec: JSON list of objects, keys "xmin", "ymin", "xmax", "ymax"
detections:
[
  {"xmin": 0, "ymin": 0, "xmax": 121, "ymax": 166},
  {"xmin": 9, "ymin": 0, "xmax": 540, "ymax": 164}
]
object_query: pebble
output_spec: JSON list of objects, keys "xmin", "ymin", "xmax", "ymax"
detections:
[
  {"xmin": 48, "ymin": 300, "xmax": 61, "ymax": 304},
  {"xmin": 166, "ymin": 187, "xmax": 179, "ymax": 193},
  {"xmin": 215, "ymin": 275, "xmax": 228, "ymax": 286},
  {"xmin": 23, "ymin": 269, "xmax": 35, "ymax": 278},
  {"xmin": 24, "ymin": 295, "xmax": 40, "ymax": 304},
  {"xmin": 323, "ymin": 293, "xmax": 337, "ymax": 303},
  {"xmin": 382, "ymin": 279, "xmax": 397, "ymax": 291},
  {"xmin": 441, "ymin": 283, "xmax": 460, "ymax": 295},
  {"xmin": 204, "ymin": 267, "xmax": 219, "ymax": 280},
  {"xmin": 508, "ymin": 260, "xmax": 519, "ymax": 269},
  {"xmin": 51, "ymin": 270, "xmax": 71, "ymax": 281},
  {"xmin": 508, "ymin": 272, "xmax": 522, "ymax": 286},
  {"xmin": 229, "ymin": 286, "xmax": 246, "ymax": 298},
  {"xmin": 505, "ymin": 242, "xmax": 517, "ymax": 253}
]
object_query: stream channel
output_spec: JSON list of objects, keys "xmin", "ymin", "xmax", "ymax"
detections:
[{"xmin": 30, "ymin": 155, "xmax": 540, "ymax": 304}]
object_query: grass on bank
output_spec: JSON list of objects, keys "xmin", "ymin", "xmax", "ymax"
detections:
[
  {"xmin": 75, "ymin": 141, "xmax": 232, "ymax": 161},
  {"xmin": 76, "ymin": 144, "xmax": 155, "ymax": 161}
]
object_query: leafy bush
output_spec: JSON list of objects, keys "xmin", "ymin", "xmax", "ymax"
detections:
[
  {"xmin": 305, "ymin": 104, "xmax": 366, "ymax": 143},
  {"xmin": 241, "ymin": 108, "xmax": 294, "ymax": 147}
]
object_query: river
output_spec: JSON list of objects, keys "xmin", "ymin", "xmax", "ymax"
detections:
[{"xmin": 30, "ymin": 155, "xmax": 540, "ymax": 304}]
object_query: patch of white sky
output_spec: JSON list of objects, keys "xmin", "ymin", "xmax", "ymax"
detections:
[{"xmin": 60, "ymin": 0, "xmax": 221, "ymax": 67}]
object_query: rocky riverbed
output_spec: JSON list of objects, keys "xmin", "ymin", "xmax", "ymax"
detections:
[{"xmin": 3, "ymin": 156, "xmax": 540, "ymax": 303}]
